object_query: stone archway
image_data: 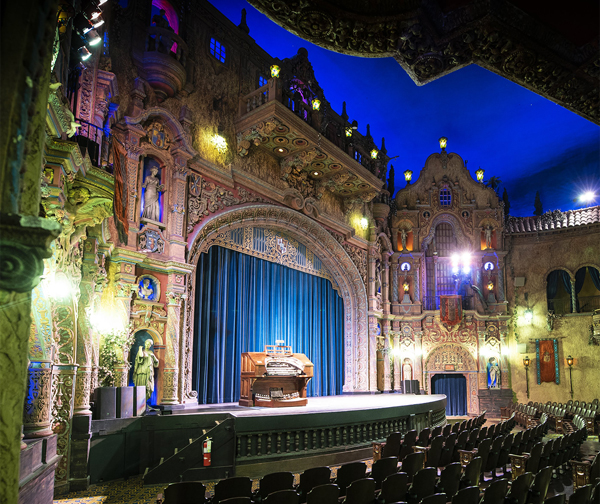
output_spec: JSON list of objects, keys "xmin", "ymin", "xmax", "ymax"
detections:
[
  {"xmin": 184, "ymin": 204, "xmax": 369, "ymax": 396},
  {"xmin": 425, "ymin": 343, "xmax": 479, "ymax": 415}
]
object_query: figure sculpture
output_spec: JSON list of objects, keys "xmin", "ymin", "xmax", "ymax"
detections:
[
  {"xmin": 138, "ymin": 278, "xmax": 154, "ymax": 300},
  {"xmin": 400, "ymin": 229, "xmax": 407, "ymax": 250},
  {"xmin": 133, "ymin": 339, "xmax": 159, "ymax": 403},
  {"xmin": 485, "ymin": 225, "xmax": 493, "ymax": 249},
  {"xmin": 487, "ymin": 356, "xmax": 500, "ymax": 389},
  {"xmin": 403, "ymin": 358, "xmax": 412, "ymax": 382},
  {"xmin": 142, "ymin": 167, "xmax": 165, "ymax": 222}
]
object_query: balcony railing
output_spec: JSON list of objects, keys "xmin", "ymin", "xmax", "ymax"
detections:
[
  {"xmin": 145, "ymin": 26, "xmax": 188, "ymax": 64},
  {"xmin": 548, "ymin": 298, "xmax": 572, "ymax": 315},
  {"xmin": 578, "ymin": 295, "xmax": 600, "ymax": 313},
  {"xmin": 422, "ymin": 295, "xmax": 475, "ymax": 311},
  {"xmin": 74, "ymin": 119, "xmax": 111, "ymax": 170}
]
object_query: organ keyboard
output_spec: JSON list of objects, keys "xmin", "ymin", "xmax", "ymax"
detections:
[{"xmin": 239, "ymin": 345, "xmax": 314, "ymax": 407}]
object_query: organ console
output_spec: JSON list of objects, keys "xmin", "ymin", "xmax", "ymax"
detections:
[{"xmin": 239, "ymin": 345, "xmax": 314, "ymax": 407}]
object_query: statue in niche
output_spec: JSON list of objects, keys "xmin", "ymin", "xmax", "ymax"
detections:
[
  {"xmin": 487, "ymin": 356, "xmax": 500, "ymax": 389},
  {"xmin": 375, "ymin": 259, "xmax": 382, "ymax": 295},
  {"xmin": 142, "ymin": 167, "xmax": 165, "ymax": 222},
  {"xmin": 133, "ymin": 339, "xmax": 160, "ymax": 403},
  {"xmin": 152, "ymin": 9, "xmax": 171, "ymax": 29},
  {"xmin": 403, "ymin": 358, "xmax": 413, "ymax": 382},
  {"xmin": 485, "ymin": 225, "xmax": 493, "ymax": 249},
  {"xmin": 400, "ymin": 229, "xmax": 408, "ymax": 251},
  {"xmin": 138, "ymin": 278, "xmax": 155, "ymax": 300}
]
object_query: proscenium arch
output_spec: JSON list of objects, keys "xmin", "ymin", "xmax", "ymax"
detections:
[{"xmin": 187, "ymin": 204, "xmax": 369, "ymax": 393}]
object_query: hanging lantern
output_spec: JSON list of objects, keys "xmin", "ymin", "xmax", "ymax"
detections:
[
  {"xmin": 345, "ymin": 126, "xmax": 353, "ymax": 137},
  {"xmin": 370, "ymin": 149, "xmax": 378, "ymax": 159},
  {"xmin": 404, "ymin": 170, "xmax": 413, "ymax": 182},
  {"xmin": 312, "ymin": 99, "xmax": 321, "ymax": 111},
  {"xmin": 439, "ymin": 137, "xmax": 448, "ymax": 150},
  {"xmin": 270, "ymin": 64, "xmax": 280, "ymax": 78},
  {"xmin": 476, "ymin": 168, "xmax": 485, "ymax": 182}
]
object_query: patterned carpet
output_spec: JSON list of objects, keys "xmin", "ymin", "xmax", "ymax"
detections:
[{"xmin": 53, "ymin": 463, "xmax": 372, "ymax": 504}]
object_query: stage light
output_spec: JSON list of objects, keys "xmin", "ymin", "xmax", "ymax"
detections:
[
  {"xmin": 404, "ymin": 170, "xmax": 412, "ymax": 182},
  {"xmin": 78, "ymin": 46, "xmax": 92, "ymax": 61},
  {"xmin": 579, "ymin": 191, "xmax": 595, "ymax": 203},
  {"xmin": 98, "ymin": 0, "xmax": 108, "ymax": 4},
  {"xmin": 91, "ymin": 16, "xmax": 104, "ymax": 29},
  {"xmin": 360, "ymin": 217, "xmax": 368, "ymax": 230},
  {"xmin": 370, "ymin": 149, "xmax": 378, "ymax": 159},
  {"xmin": 392, "ymin": 347, "xmax": 402, "ymax": 357},
  {"xmin": 524, "ymin": 308, "xmax": 533, "ymax": 324},
  {"xmin": 312, "ymin": 99, "xmax": 321, "ymax": 111},
  {"xmin": 85, "ymin": 29, "xmax": 101, "ymax": 46},
  {"xmin": 476, "ymin": 168, "xmax": 485, "ymax": 182},
  {"xmin": 44, "ymin": 272, "xmax": 73, "ymax": 301},
  {"xmin": 270, "ymin": 65, "xmax": 280, "ymax": 78},
  {"xmin": 439, "ymin": 137, "xmax": 447, "ymax": 150}
]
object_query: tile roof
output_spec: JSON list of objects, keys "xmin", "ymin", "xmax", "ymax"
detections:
[{"xmin": 505, "ymin": 206, "xmax": 600, "ymax": 234}]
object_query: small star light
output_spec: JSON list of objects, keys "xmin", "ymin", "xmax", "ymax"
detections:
[{"xmin": 345, "ymin": 127, "xmax": 352, "ymax": 137}]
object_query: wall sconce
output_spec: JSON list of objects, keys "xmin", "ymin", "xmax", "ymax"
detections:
[
  {"xmin": 404, "ymin": 170, "xmax": 413, "ymax": 183},
  {"xmin": 476, "ymin": 168, "xmax": 485, "ymax": 182},
  {"xmin": 212, "ymin": 134, "xmax": 227, "ymax": 153},
  {"xmin": 567, "ymin": 355, "xmax": 574, "ymax": 399},
  {"xmin": 523, "ymin": 356, "xmax": 531, "ymax": 399},
  {"xmin": 370, "ymin": 149, "xmax": 378, "ymax": 159},
  {"xmin": 270, "ymin": 64, "xmax": 280, "ymax": 78},
  {"xmin": 403, "ymin": 281, "xmax": 410, "ymax": 292},
  {"xmin": 439, "ymin": 137, "xmax": 447, "ymax": 150},
  {"xmin": 487, "ymin": 281, "xmax": 494, "ymax": 291},
  {"xmin": 360, "ymin": 217, "xmax": 368, "ymax": 230},
  {"xmin": 312, "ymin": 99, "xmax": 321, "ymax": 111},
  {"xmin": 524, "ymin": 308, "xmax": 533, "ymax": 325},
  {"xmin": 345, "ymin": 126, "xmax": 353, "ymax": 137}
]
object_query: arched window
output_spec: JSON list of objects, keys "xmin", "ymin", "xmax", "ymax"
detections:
[
  {"xmin": 574, "ymin": 267, "xmax": 600, "ymax": 312},
  {"xmin": 440, "ymin": 187, "xmax": 452, "ymax": 206},
  {"xmin": 546, "ymin": 270, "xmax": 573, "ymax": 314},
  {"xmin": 210, "ymin": 38, "xmax": 226, "ymax": 63}
]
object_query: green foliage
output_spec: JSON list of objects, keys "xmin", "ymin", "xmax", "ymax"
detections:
[
  {"xmin": 98, "ymin": 326, "xmax": 134, "ymax": 387},
  {"xmin": 534, "ymin": 191, "xmax": 543, "ymax": 216},
  {"xmin": 502, "ymin": 188, "xmax": 510, "ymax": 220},
  {"xmin": 485, "ymin": 176, "xmax": 502, "ymax": 194},
  {"xmin": 387, "ymin": 164, "xmax": 395, "ymax": 198}
]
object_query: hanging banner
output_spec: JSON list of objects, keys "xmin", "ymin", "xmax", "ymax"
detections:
[
  {"xmin": 536, "ymin": 339, "xmax": 559, "ymax": 384},
  {"xmin": 440, "ymin": 295, "xmax": 462, "ymax": 326}
]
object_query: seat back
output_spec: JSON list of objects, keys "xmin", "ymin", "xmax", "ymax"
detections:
[
  {"xmin": 336, "ymin": 461, "xmax": 366, "ymax": 496},
  {"xmin": 439, "ymin": 432, "xmax": 457, "ymax": 467},
  {"xmin": 298, "ymin": 466, "xmax": 331, "ymax": 502},
  {"xmin": 526, "ymin": 442, "xmax": 543, "ymax": 474},
  {"xmin": 426, "ymin": 435, "xmax": 444, "ymax": 468},
  {"xmin": 466, "ymin": 428, "xmax": 479, "ymax": 450},
  {"xmin": 506, "ymin": 472, "xmax": 534, "ymax": 504},
  {"xmin": 258, "ymin": 472, "xmax": 295, "ymax": 499},
  {"xmin": 544, "ymin": 495, "xmax": 565, "ymax": 504},
  {"xmin": 461, "ymin": 456, "xmax": 482, "ymax": 489},
  {"xmin": 400, "ymin": 452, "xmax": 425, "ymax": 482},
  {"xmin": 528, "ymin": 466, "xmax": 553, "ymax": 504},
  {"xmin": 421, "ymin": 493, "xmax": 447, "ymax": 504},
  {"xmin": 370, "ymin": 456, "xmax": 398, "ymax": 488},
  {"xmin": 443, "ymin": 424, "xmax": 452, "ymax": 437},
  {"xmin": 342, "ymin": 478, "xmax": 375, "ymax": 504},
  {"xmin": 408, "ymin": 467, "xmax": 437, "ymax": 501},
  {"xmin": 432, "ymin": 426, "xmax": 443, "ymax": 438},
  {"xmin": 452, "ymin": 421, "xmax": 461, "ymax": 433},
  {"xmin": 476, "ymin": 438, "xmax": 492, "ymax": 473},
  {"xmin": 263, "ymin": 489, "xmax": 299, "ymax": 504},
  {"xmin": 382, "ymin": 432, "xmax": 402, "ymax": 458},
  {"xmin": 438, "ymin": 462, "xmax": 461, "ymax": 498},
  {"xmin": 418, "ymin": 428, "xmax": 431, "ymax": 447},
  {"xmin": 164, "ymin": 481, "xmax": 207, "ymax": 504},
  {"xmin": 568, "ymin": 484, "xmax": 592, "ymax": 504},
  {"xmin": 481, "ymin": 478, "xmax": 509, "ymax": 504},
  {"xmin": 306, "ymin": 484, "xmax": 339, "ymax": 504},
  {"xmin": 214, "ymin": 477, "xmax": 253, "ymax": 503},
  {"xmin": 380, "ymin": 472, "xmax": 409, "ymax": 503},
  {"xmin": 452, "ymin": 486, "xmax": 480, "ymax": 504}
]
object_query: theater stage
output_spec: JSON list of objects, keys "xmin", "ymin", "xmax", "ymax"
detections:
[{"xmin": 90, "ymin": 394, "xmax": 447, "ymax": 485}]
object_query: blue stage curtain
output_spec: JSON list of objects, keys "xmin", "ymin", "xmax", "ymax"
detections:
[
  {"xmin": 192, "ymin": 245, "xmax": 345, "ymax": 404},
  {"xmin": 432, "ymin": 374, "xmax": 467, "ymax": 416},
  {"xmin": 546, "ymin": 270, "xmax": 559, "ymax": 300},
  {"xmin": 589, "ymin": 267, "xmax": 600, "ymax": 291}
]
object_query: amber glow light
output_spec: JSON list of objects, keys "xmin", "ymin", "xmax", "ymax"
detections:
[
  {"xmin": 487, "ymin": 281, "xmax": 494, "ymax": 291},
  {"xmin": 403, "ymin": 281, "xmax": 409, "ymax": 292},
  {"xmin": 345, "ymin": 127, "xmax": 352, "ymax": 137},
  {"xmin": 476, "ymin": 168, "xmax": 485, "ymax": 182},
  {"xmin": 312, "ymin": 99, "xmax": 321, "ymax": 111},
  {"xmin": 370, "ymin": 149, "xmax": 378, "ymax": 159},
  {"xmin": 212, "ymin": 134, "xmax": 227, "ymax": 153},
  {"xmin": 360, "ymin": 217, "xmax": 368, "ymax": 230},
  {"xmin": 523, "ymin": 356, "xmax": 531, "ymax": 367},
  {"xmin": 270, "ymin": 65, "xmax": 280, "ymax": 78},
  {"xmin": 404, "ymin": 170, "xmax": 413, "ymax": 182},
  {"xmin": 439, "ymin": 137, "xmax": 447, "ymax": 150}
]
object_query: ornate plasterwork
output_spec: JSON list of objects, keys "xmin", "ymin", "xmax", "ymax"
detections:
[
  {"xmin": 247, "ymin": 0, "xmax": 599, "ymax": 123},
  {"xmin": 421, "ymin": 212, "xmax": 472, "ymax": 251},
  {"xmin": 189, "ymin": 204, "xmax": 369, "ymax": 393}
]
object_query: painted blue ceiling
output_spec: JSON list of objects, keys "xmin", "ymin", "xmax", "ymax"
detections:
[{"xmin": 209, "ymin": 0, "xmax": 600, "ymax": 217}]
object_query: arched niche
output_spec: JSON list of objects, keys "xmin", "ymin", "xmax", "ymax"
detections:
[
  {"xmin": 186, "ymin": 204, "xmax": 370, "ymax": 394},
  {"xmin": 130, "ymin": 328, "xmax": 164, "ymax": 405}
]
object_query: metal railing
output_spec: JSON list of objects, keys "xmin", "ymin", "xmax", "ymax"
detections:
[
  {"xmin": 73, "ymin": 118, "xmax": 111, "ymax": 170},
  {"xmin": 422, "ymin": 295, "xmax": 475, "ymax": 311},
  {"xmin": 547, "ymin": 298, "xmax": 572, "ymax": 315}
]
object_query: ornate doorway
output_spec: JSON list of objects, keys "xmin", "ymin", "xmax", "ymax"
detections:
[{"xmin": 431, "ymin": 373, "xmax": 467, "ymax": 416}]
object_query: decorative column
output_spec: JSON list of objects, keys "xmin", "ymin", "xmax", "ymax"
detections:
[
  {"xmin": 393, "ymin": 328, "xmax": 401, "ymax": 391},
  {"xmin": 23, "ymin": 360, "xmax": 54, "ymax": 438},
  {"xmin": 570, "ymin": 276, "xmax": 577, "ymax": 314},
  {"xmin": 382, "ymin": 256, "xmax": 390, "ymax": 315},
  {"xmin": 414, "ymin": 263, "xmax": 421, "ymax": 302},
  {"xmin": 162, "ymin": 287, "xmax": 184, "ymax": 407},
  {"xmin": 113, "ymin": 263, "xmax": 136, "ymax": 387},
  {"xmin": 368, "ymin": 316, "xmax": 379, "ymax": 392},
  {"xmin": 382, "ymin": 320, "xmax": 392, "ymax": 392},
  {"xmin": 391, "ymin": 260, "xmax": 399, "ymax": 303},
  {"xmin": 368, "ymin": 253, "xmax": 377, "ymax": 311},
  {"xmin": 497, "ymin": 261, "xmax": 506, "ymax": 302}
]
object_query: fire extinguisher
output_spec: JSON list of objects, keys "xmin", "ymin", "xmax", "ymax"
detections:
[{"xmin": 203, "ymin": 437, "xmax": 212, "ymax": 466}]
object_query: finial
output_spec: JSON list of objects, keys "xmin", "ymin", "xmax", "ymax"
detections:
[{"xmin": 238, "ymin": 8, "xmax": 250, "ymax": 34}]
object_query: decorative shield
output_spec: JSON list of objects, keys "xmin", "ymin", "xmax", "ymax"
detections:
[
  {"xmin": 440, "ymin": 295, "xmax": 462, "ymax": 326},
  {"xmin": 150, "ymin": 126, "xmax": 166, "ymax": 149}
]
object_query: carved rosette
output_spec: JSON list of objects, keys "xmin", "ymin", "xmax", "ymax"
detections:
[
  {"xmin": 162, "ymin": 368, "xmax": 179, "ymax": 405},
  {"xmin": 162, "ymin": 292, "xmax": 182, "ymax": 404},
  {"xmin": 51, "ymin": 364, "xmax": 78, "ymax": 486},
  {"xmin": 23, "ymin": 361, "xmax": 54, "ymax": 438}
]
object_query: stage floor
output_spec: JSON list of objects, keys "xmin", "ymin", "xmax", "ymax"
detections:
[{"xmin": 173, "ymin": 393, "xmax": 447, "ymax": 417}]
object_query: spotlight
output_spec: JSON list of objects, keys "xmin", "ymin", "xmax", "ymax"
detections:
[
  {"xmin": 85, "ymin": 29, "xmax": 101, "ymax": 46},
  {"xmin": 580, "ymin": 191, "xmax": 596, "ymax": 203},
  {"xmin": 98, "ymin": 0, "xmax": 108, "ymax": 5},
  {"xmin": 439, "ymin": 137, "xmax": 447, "ymax": 150},
  {"xmin": 91, "ymin": 16, "xmax": 104, "ymax": 29},
  {"xmin": 78, "ymin": 46, "xmax": 92, "ymax": 61}
]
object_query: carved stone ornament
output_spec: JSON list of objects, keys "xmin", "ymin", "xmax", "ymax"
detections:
[
  {"xmin": 237, "ymin": 118, "xmax": 281, "ymax": 156},
  {"xmin": 138, "ymin": 228, "xmax": 165, "ymax": 254}
]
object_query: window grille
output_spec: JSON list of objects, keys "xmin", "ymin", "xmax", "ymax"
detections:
[
  {"xmin": 210, "ymin": 38, "xmax": 226, "ymax": 63},
  {"xmin": 440, "ymin": 188, "xmax": 452, "ymax": 206}
]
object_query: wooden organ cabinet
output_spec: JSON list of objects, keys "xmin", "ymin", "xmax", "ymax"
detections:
[{"xmin": 240, "ymin": 345, "xmax": 314, "ymax": 407}]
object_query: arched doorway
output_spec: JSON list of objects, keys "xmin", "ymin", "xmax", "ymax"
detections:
[
  {"xmin": 184, "ymin": 205, "xmax": 369, "ymax": 400},
  {"xmin": 431, "ymin": 374, "xmax": 467, "ymax": 416}
]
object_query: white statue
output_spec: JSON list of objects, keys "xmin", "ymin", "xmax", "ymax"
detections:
[
  {"xmin": 403, "ymin": 358, "xmax": 412, "ymax": 382},
  {"xmin": 142, "ymin": 167, "xmax": 165, "ymax": 222},
  {"xmin": 485, "ymin": 225, "xmax": 493, "ymax": 249}
]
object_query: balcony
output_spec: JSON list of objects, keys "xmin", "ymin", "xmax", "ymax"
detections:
[
  {"xmin": 143, "ymin": 26, "xmax": 189, "ymax": 101},
  {"xmin": 235, "ymin": 79, "xmax": 384, "ymax": 204},
  {"xmin": 422, "ymin": 296, "xmax": 475, "ymax": 311}
]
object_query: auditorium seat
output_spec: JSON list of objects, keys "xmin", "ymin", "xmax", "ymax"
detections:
[
  {"xmin": 399, "ymin": 430, "xmax": 418, "ymax": 461},
  {"xmin": 465, "ymin": 428, "xmax": 479, "ymax": 451},
  {"xmin": 163, "ymin": 481, "xmax": 207, "ymax": 504},
  {"xmin": 420, "ymin": 493, "xmax": 446, "ymax": 504},
  {"xmin": 369, "ymin": 457, "xmax": 399, "ymax": 489},
  {"xmin": 431, "ymin": 426, "xmax": 442, "ymax": 438},
  {"xmin": 451, "ymin": 486, "xmax": 480, "ymax": 504},
  {"xmin": 460, "ymin": 456, "xmax": 482, "ymax": 489},
  {"xmin": 382, "ymin": 432, "xmax": 402, "ymax": 459},
  {"xmin": 495, "ymin": 433, "xmax": 514, "ymax": 478},
  {"xmin": 525, "ymin": 442, "xmax": 543, "ymax": 475},
  {"xmin": 480, "ymin": 478, "xmax": 509, "ymax": 504},
  {"xmin": 505, "ymin": 472, "xmax": 534, "ymax": 504},
  {"xmin": 379, "ymin": 472, "xmax": 408, "ymax": 504},
  {"xmin": 544, "ymin": 495, "xmax": 566, "ymax": 504},
  {"xmin": 438, "ymin": 432, "xmax": 456, "ymax": 467},
  {"xmin": 568, "ymin": 485, "xmax": 593, "ymax": 504},
  {"xmin": 254, "ymin": 472, "xmax": 295, "ymax": 503},
  {"xmin": 399, "ymin": 452, "xmax": 424, "ymax": 482},
  {"xmin": 475, "ymin": 438, "xmax": 492, "ymax": 479},
  {"xmin": 406, "ymin": 467, "xmax": 437, "ymax": 504},
  {"xmin": 483, "ymin": 436, "xmax": 503, "ymax": 481},
  {"xmin": 436, "ymin": 462, "xmax": 460, "ymax": 498},
  {"xmin": 425, "ymin": 436, "xmax": 443, "ymax": 468},
  {"xmin": 213, "ymin": 477, "xmax": 253, "ymax": 504},
  {"xmin": 263, "ymin": 489, "xmax": 299, "ymax": 504},
  {"xmin": 526, "ymin": 466, "xmax": 552, "ymax": 504},
  {"xmin": 305, "ymin": 483, "xmax": 339, "ymax": 504},
  {"xmin": 297, "ymin": 466, "xmax": 331, "ymax": 502},
  {"xmin": 417, "ymin": 428, "xmax": 430, "ymax": 447},
  {"xmin": 336, "ymin": 461, "xmax": 367, "ymax": 497},
  {"xmin": 342, "ymin": 478, "xmax": 375, "ymax": 504},
  {"xmin": 442, "ymin": 424, "xmax": 451, "ymax": 437},
  {"xmin": 220, "ymin": 498, "xmax": 252, "ymax": 504}
]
